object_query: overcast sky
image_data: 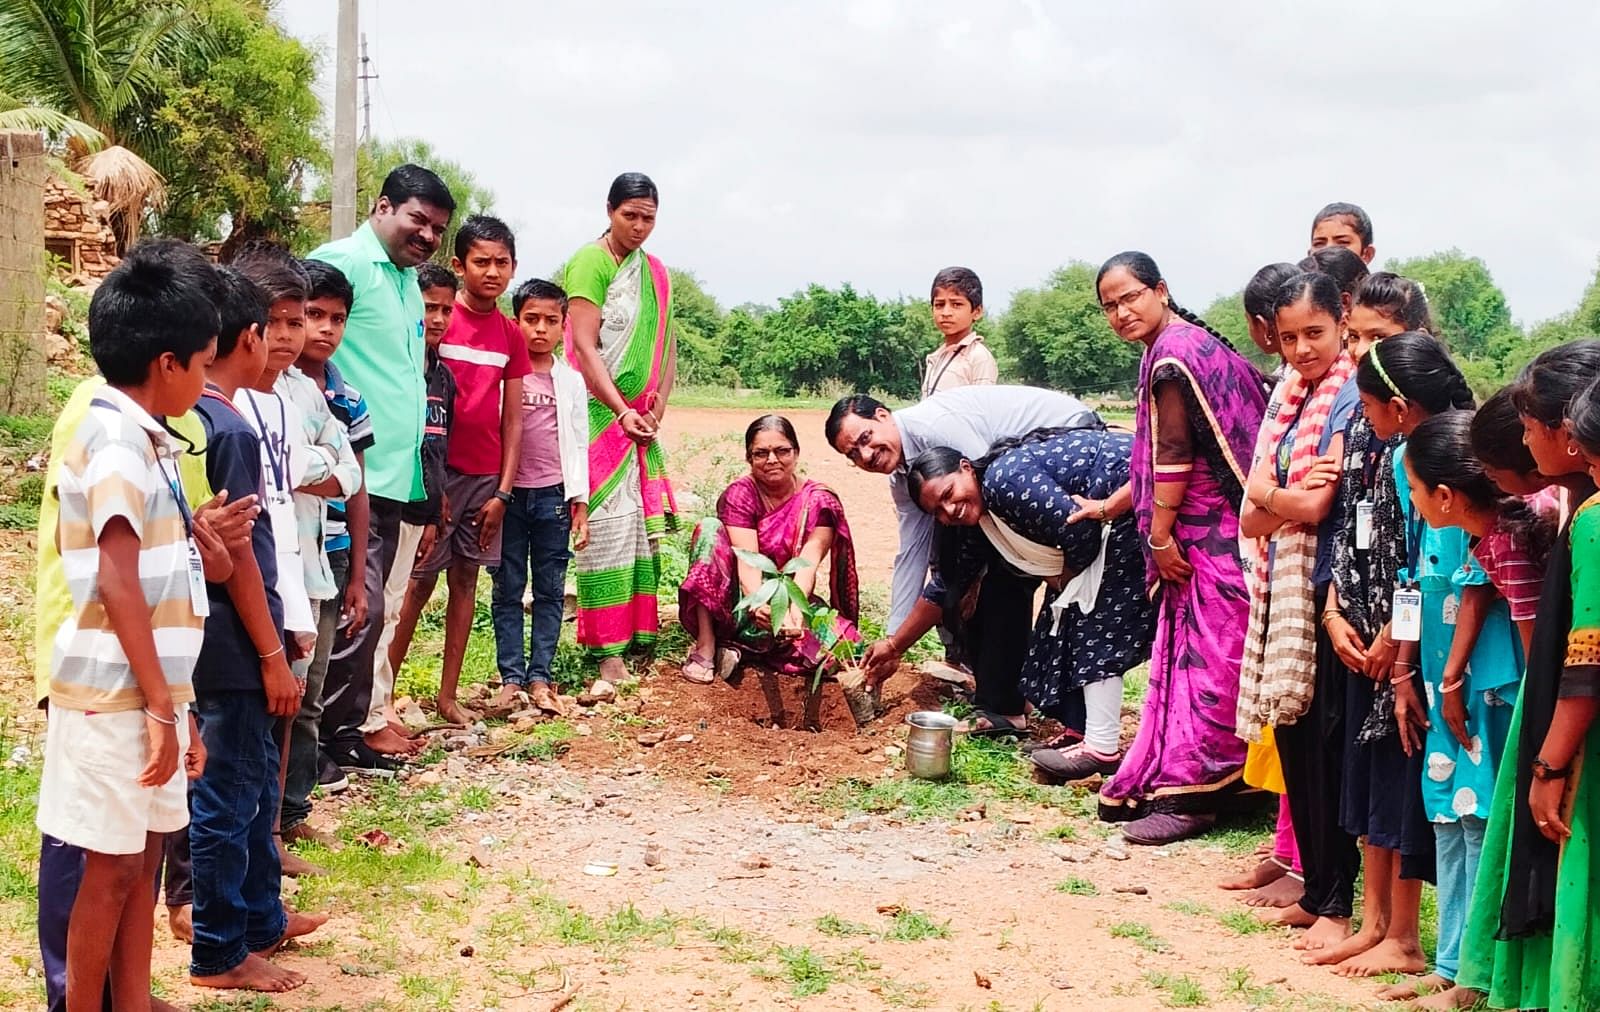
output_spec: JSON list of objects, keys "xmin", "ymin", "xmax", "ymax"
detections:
[{"xmin": 275, "ymin": 0, "xmax": 1600, "ymax": 325}]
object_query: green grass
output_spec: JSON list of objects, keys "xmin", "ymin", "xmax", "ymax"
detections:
[
  {"xmin": 1109, "ymin": 921, "xmax": 1171, "ymax": 953},
  {"xmin": 1217, "ymin": 909, "xmax": 1274, "ymax": 936},
  {"xmin": 1041, "ymin": 823, "xmax": 1078, "ymax": 841},
  {"xmin": 1205, "ymin": 807, "xmax": 1276, "ymax": 856},
  {"xmin": 1145, "ymin": 971, "xmax": 1208, "ymax": 1007},
  {"xmin": 881, "ymin": 908, "xmax": 951, "ymax": 942},
  {"xmin": 1164, "ymin": 899, "xmax": 1211, "ymax": 917},
  {"xmin": 814, "ymin": 913, "xmax": 873, "ymax": 937},
  {"xmin": 1221, "ymin": 967, "xmax": 1278, "ymax": 1006},
  {"xmin": 1055, "ymin": 877, "xmax": 1098, "ymax": 896},
  {"xmin": 773, "ymin": 945, "xmax": 835, "ymax": 998},
  {"xmin": 458, "ymin": 783, "xmax": 494, "ymax": 811},
  {"xmin": 500, "ymin": 719, "xmax": 576, "ymax": 762}
]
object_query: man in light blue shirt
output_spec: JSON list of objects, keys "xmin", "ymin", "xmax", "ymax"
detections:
[{"xmin": 826, "ymin": 386, "xmax": 1098, "ymax": 728}]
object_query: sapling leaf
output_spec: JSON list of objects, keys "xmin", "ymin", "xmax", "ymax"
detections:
[
  {"xmin": 733, "ymin": 581, "xmax": 779, "ymax": 616},
  {"xmin": 780, "ymin": 557, "xmax": 814, "ymax": 576},
  {"xmin": 769, "ymin": 582, "xmax": 791, "ymax": 634},
  {"xmin": 733, "ymin": 548, "xmax": 780, "ymax": 577}
]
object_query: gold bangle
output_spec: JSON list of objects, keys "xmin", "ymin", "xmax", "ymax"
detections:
[
  {"xmin": 1097, "ymin": 502, "xmax": 1109, "ymax": 520},
  {"xmin": 1320, "ymin": 610, "xmax": 1343, "ymax": 627},
  {"xmin": 1264, "ymin": 487, "xmax": 1279, "ymax": 514},
  {"xmin": 1147, "ymin": 535, "xmax": 1174, "ymax": 552},
  {"xmin": 1153, "ymin": 497, "xmax": 1177, "ymax": 511}
]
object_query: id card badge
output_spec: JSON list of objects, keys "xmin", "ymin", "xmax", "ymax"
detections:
[
  {"xmin": 186, "ymin": 539, "xmax": 210, "ymax": 618},
  {"xmin": 267, "ymin": 494, "xmax": 296, "ymax": 550},
  {"xmin": 1355, "ymin": 501, "xmax": 1374, "ymax": 550},
  {"xmin": 1392, "ymin": 588, "xmax": 1423, "ymax": 642}
]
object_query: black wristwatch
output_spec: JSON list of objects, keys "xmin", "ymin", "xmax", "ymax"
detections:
[
  {"xmin": 493, "ymin": 490, "xmax": 513, "ymax": 506},
  {"xmin": 1531, "ymin": 757, "xmax": 1573, "ymax": 781}
]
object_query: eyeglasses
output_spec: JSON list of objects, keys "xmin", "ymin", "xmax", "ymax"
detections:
[
  {"xmin": 1100, "ymin": 286, "xmax": 1150, "ymax": 315},
  {"xmin": 749, "ymin": 446, "xmax": 796, "ymax": 462}
]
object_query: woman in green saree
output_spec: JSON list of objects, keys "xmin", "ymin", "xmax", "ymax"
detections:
[{"xmin": 563, "ymin": 173, "xmax": 677, "ymax": 681}]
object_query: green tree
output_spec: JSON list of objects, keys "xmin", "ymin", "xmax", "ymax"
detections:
[
  {"xmin": 150, "ymin": 0, "xmax": 322, "ymax": 253},
  {"xmin": 997, "ymin": 263, "xmax": 1143, "ymax": 396},
  {"xmin": 745, "ymin": 284, "xmax": 922, "ymax": 397},
  {"xmin": 0, "ymin": 0, "xmax": 214, "ymax": 245},
  {"xmin": 668, "ymin": 268, "xmax": 730, "ymax": 385},
  {"xmin": 1199, "ymin": 289, "xmax": 1279, "ymax": 373},
  {"xmin": 1384, "ymin": 250, "xmax": 1519, "ymax": 360}
]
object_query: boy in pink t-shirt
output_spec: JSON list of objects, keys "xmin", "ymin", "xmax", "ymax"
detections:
[{"xmin": 398, "ymin": 215, "xmax": 529, "ymax": 724}]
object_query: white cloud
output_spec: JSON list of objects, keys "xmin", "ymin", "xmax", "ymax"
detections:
[{"xmin": 276, "ymin": 0, "xmax": 1600, "ymax": 324}]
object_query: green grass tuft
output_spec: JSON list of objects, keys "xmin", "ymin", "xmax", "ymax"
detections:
[
  {"xmin": 1145, "ymin": 971, "xmax": 1209, "ymax": 1007},
  {"xmin": 1055, "ymin": 877, "xmax": 1098, "ymax": 896}
]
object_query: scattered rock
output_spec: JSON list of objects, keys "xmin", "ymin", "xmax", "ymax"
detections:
[
  {"xmin": 636, "ymin": 732, "xmax": 666, "ymax": 747},
  {"xmin": 739, "ymin": 854, "xmax": 772, "ymax": 870},
  {"xmin": 1010, "ymin": 813, "xmax": 1034, "ymax": 825},
  {"xmin": 414, "ymin": 770, "xmax": 443, "ymax": 787},
  {"xmin": 1103, "ymin": 844, "xmax": 1130, "ymax": 862},
  {"xmin": 911, "ymin": 850, "xmax": 935, "ymax": 863},
  {"xmin": 1050, "ymin": 973, "xmax": 1073, "ymax": 990},
  {"xmin": 675, "ymin": 734, "xmax": 695, "ymax": 743},
  {"xmin": 1113, "ymin": 885, "xmax": 1148, "ymax": 895},
  {"xmin": 973, "ymin": 970, "xmax": 992, "ymax": 989},
  {"xmin": 467, "ymin": 847, "xmax": 493, "ymax": 869},
  {"xmin": 459, "ymin": 945, "xmax": 475, "ymax": 957},
  {"xmin": 815, "ymin": 818, "xmax": 835, "ymax": 831},
  {"xmin": 876, "ymin": 903, "xmax": 904, "ymax": 916},
  {"xmin": 959, "ymin": 802, "xmax": 987, "ymax": 822},
  {"xmin": 1050, "ymin": 844, "xmax": 1091, "ymax": 863},
  {"xmin": 357, "ymin": 828, "xmax": 391, "ymax": 849},
  {"xmin": 644, "ymin": 844, "xmax": 662, "ymax": 867},
  {"xmin": 578, "ymin": 679, "xmax": 617, "ymax": 707}
]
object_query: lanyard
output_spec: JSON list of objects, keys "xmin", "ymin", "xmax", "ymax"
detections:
[
  {"xmin": 244, "ymin": 390, "xmax": 289, "ymax": 496},
  {"xmin": 1404, "ymin": 509, "xmax": 1423, "ymax": 588},
  {"xmin": 89, "ymin": 397, "xmax": 193, "ymax": 539}
]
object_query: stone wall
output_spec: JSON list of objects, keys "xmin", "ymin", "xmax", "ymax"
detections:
[
  {"xmin": 44, "ymin": 174, "xmax": 119, "ymax": 284},
  {"xmin": 0, "ymin": 131, "xmax": 51, "ymax": 415}
]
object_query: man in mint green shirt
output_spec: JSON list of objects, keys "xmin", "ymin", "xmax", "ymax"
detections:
[{"xmin": 307, "ymin": 163, "xmax": 454, "ymax": 774}]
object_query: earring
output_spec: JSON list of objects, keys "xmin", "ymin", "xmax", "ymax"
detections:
[
  {"xmin": 1569, "ymin": 445, "xmax": 1580, "ymax": 456},
  {"xmin": 1443, "ymin": 502, "xmax": 1452, "ymax": 513}
]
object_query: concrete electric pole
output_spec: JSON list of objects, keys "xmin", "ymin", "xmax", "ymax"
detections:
[{"xmin": 331, "ymin": 0, "xmax": 359, "ymax": 239}]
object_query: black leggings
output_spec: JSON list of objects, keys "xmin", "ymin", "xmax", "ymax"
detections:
[
  {"xmin": 962, "ymin": 566, "xmax": 1040, "ymax": 718},
  {"xmin": 1277, "ymin": 584, "xmax": 1361, "ymax": 919}
]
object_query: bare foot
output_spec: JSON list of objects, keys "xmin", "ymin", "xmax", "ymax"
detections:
[
  {"xmin": 1254, "ymin": 838, "xmax": 1274, "ymax": 857},
  {"xmin": 152, "ymin": 998, "xmax": 183, "ymax": 1012},
  {"xmin": 528, "ymin": 682, "xmax": 564, "ymax": 715},
  {"xmin": 1245, "ymin": 875, "xmax": 1305, "ymax": 909},
  {"xmin": 275, "ymin": 838, "xmax": 325, "ymax": 878},
  {"xmin": 598, "ymin": 656, "xmax": 628, "ymax": 682},
  {"xmin": 1296, "ymin": 916, "xmax": 1352, "ymax": 957},
  {"xmin": 1305, "ymin": 921, "xmax": 1385, "ymax": 967},
  {"xmin": 488, "ymin": 683, "xmax": 524, "ymax": 713},
  {"xmin": 437, "ymin": 699, "xmax": 481, "ymax": 726},
  {"xmin": 1338, "ymin": 939, "xmax": 1429, "ymax": 979},
  {"xmin": 192, "ymin": 952, "xmax": 306, "ymax": 992},
  {"xmin": 254, "ymin": 910, "xmax": 331, "ymax": 956},
  {"xmin": 1220, "ymin": 857, "xmax": 1288, "ymax": 891},
  {"xmin": 365, "ymin": 725, "xmax": 424, "ymax": 755},
  {"xmin": 385, "ymin": 718, "xmax": 414, "ymax": 739},
  {"xmin": 167, "ymin": 903, "xmax": 192, "ymax": 943},
  {"xmin": 1375, "ymin": 972, "xmax": 1452, "ymax": 1000},
  {"xmin": 1412, "ymin": 985, "xmax": 1482, "ymax": 1009},
  {"xmin": 1259, "ymin": 903, "xmax": 1316, "ymax": 928}
]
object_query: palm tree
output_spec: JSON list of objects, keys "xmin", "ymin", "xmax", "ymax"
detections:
[{"xmin": 0, "ymin": 0, "xmax": 212, "ymax": 249}]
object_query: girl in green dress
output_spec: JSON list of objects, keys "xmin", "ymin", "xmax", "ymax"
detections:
[{"xmin": 1457, "ymin": 341, "xmax": 1600, "ymax": 1012}]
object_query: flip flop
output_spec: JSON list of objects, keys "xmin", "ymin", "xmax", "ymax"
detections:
[
  {"xmin": 681, "ymin": 651, "xmax": 716, "ymax": 684},
  {"xmin": 715, "ymin": 646, "xmax": 741, "ymax": 681},
  {"xmin": 961, "ymin": 709, "xmax": 1027, "ymax": 738}
]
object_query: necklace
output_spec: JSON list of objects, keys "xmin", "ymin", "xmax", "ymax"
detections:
[
  {"xmin": 603, "ymin": 233, "xmax": 625, "ymax": 264},
  {"xmin": 756, "ymin": 475, "xmax": 800, "ymax": 513}
]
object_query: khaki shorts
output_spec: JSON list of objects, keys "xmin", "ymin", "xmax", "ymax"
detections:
[
  {"xmin": 413, "ymin": 469, "xmax": 504, "ymax": 577},
  {"xmin": 36, "ymin": 704, "xmax": 191, "ymax": 855}
]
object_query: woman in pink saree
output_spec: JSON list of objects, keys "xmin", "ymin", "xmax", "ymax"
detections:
[{"xmin": 678, "ymin": 415, "xmax": 860, "ymax": 682}]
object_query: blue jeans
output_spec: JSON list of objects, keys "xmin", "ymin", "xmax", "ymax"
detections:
[
  {"xmin": 189, "ymin": 691, "xmax": 286, "ymax": 977},
  {"xmin": 490, "ymin": 485, "xmax": 572, "ymax": 686},
  {"xmin": 283, "ymin": 547, "xmax": 348, "ymax": 830},
  {"xmin": 1432, "ymin": 815, "xmax": 1486, "ymax": 981}
]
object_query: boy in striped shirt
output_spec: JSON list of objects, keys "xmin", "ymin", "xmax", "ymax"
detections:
[{"xmin": 38, "ymin": 244, "xmax": 220, "ymax": 1011}]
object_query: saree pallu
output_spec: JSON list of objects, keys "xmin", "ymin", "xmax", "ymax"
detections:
[
  {"xmin": 676, "ymin": 478, "xmax": 860, "ymax": 674},
  {"xmin": 1100, "ymin": 320, "xmax": 1267, "ymax": 821},
  {"xmin": 566, "ymin": 250, "xmax": 677, "ymax": 657}
]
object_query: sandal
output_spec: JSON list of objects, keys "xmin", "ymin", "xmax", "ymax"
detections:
[
  {"xmin": 961, "ymin": 709, "xmax": 1027, "ymax": 739},
  {"xmin": 681, "ymin": 651, "xmax": 716, "ymax": 684},
  {"xmin": 1021, "ymin": 727, "xmax": 1084, "ymax": 755}
]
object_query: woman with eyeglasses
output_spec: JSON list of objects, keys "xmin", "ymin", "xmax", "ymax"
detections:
[
  {"xmin": 676, "ymin": 415, "xmax": 860, "ymax": 683},
  {"xmin": 1090, "ymin": 251, "xmax": 1270, "ymax": 845}
]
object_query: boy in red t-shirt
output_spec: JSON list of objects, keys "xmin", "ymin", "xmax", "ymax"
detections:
[{"xmin": 397, "ymin": 215, "xmax": 529, "ymax": 724}]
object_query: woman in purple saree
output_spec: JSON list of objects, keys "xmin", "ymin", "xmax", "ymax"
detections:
[
  {"xmin": 1092, "ymin": 252, "xmax": 1270, "ymax": 845},
  {"xmin": 678, "ymin": 415, "xmax": 860, "ymax": 681}
]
